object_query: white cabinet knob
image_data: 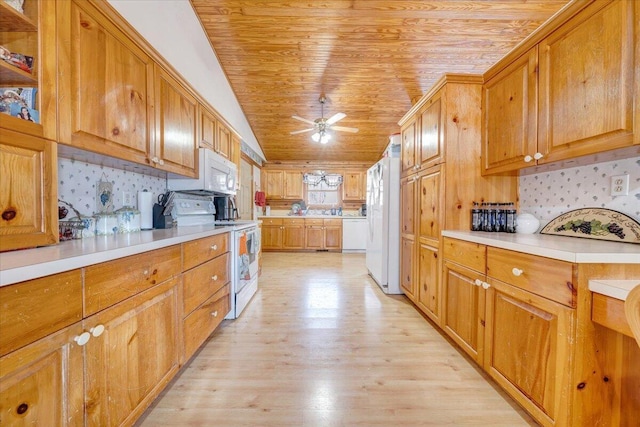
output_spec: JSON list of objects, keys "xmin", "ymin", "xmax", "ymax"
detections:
[
  {"xmin": 523, "ymin": 155, "xmax": 533, "ymax": 163},
  {"xmin": 533, "ymin": 152, "xmax": 544, "ymax": 160},
  {"xmin": 481, "ymin": 281, "xmax": 491, "ymax": 290},
  {"xmin": 211, "ymin": 275, "xmax": 218, "ymax": 281},
  {"xmin": 158, "ymin": 159, "xmax": 165, "ymax": 165},
  {"xmin": 143, "ymin": 270, "xmax": 149, "ymax": 276},
  {"xmin": 413, "ymin": 165, "xmax": 420, "ymax": 170},
  {"xmin": 474, "ymin": 279, "xmax": 483, "ymax": 287},
  {"xmin": 211, "ymin": 311, "xmax": 218, "ymax": 317},
  {"xmin": 90, "ymin": 324, "xmax": 105, "ymax": 337},
  {"xmin": 151, "ymin": 156, "xmax": 159, "ymax": 164},
  {"xmin": 74, "ymin": 332, "xmax": 91, "ymax": 346},
  {"xmin": 210, "ymin": 244, "xmax": 218, "ymax": 250},
  {"xmin": 512, "ymin": 267, "xmax": 523, "ymax": 277}
]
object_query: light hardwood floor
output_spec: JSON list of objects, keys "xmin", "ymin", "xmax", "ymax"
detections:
[{"xmin": 137, "ymin": 252, "xmax": 538, "ymax": 426}]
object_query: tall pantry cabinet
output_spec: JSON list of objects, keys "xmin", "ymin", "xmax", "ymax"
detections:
[{"xmin": 398, "ymin": 74, "xmax": 517, "ymax": 325}]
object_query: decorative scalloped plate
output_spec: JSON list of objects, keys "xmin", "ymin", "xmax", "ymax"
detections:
[{"xmin": 540, "ymin": 208, "xmax": 640, "ymax": 244}]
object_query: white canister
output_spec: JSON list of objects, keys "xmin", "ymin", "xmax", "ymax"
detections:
[
  {"xmin": 265, "ymin": 206, "xmax": 271, "ymax": 216},
  {"xmin": 115, "ymin": 207, "xmax": 141, "ymax": 233},
  {"xmin": 516, "ymin": 213, "xmax": 541, "ymax": 234},
  {"xmin": 74, "ymin": 216, "xmax": 96, "ymax": 238},
  {"xmin": 95, "ymin": 212, "xmax": 118, "ymax": 235}
]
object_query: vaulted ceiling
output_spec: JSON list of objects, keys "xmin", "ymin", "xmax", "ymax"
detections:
[{"xmin": 190, "ymin": 0, "xmax": 569, "ymax": 163}]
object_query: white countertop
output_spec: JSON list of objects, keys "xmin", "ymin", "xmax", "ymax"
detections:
[
  {"xmin": 259, "ymin": 215, "xmax": 366, "ymax": 219},
  {"xmin": 589, "ymin": 280, "xmax": 640, "ymax": 301},
  {"xmin": 442, "ymin": 231, "xmax": 640, "ymax": 264},
  {"xmin": 0, "ymin": 223, "xmax": 257, "ymax": 287}
]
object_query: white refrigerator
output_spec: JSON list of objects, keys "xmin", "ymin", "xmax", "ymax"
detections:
[{"xmin": 365, "ymin": 156, "xmax": 402, "ymax": 294}]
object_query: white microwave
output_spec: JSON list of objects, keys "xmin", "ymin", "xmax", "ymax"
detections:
[{"xmin": 167, "ymin": 148, "xmax": 237, "ymax": 195}]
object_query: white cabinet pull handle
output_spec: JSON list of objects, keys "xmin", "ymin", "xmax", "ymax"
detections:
[
  {"xmin": 211, "ymin": 275, "xmax": 218, "ymax": 281},
  {"xmin": 90, "ymin": 324, "xmax": 105, "ymax": 337},
  {"xmin": 523, "ymin": 155, "xmax": 533, "ymax": 163},
  {"xmin": 210, "ymin": 244, "xmax": 218, "ymax": 250},
  {"xmin": 74, "ymin": 332, "xmax": 91, "ymax": 346},
  {"xmin": 211, "ymin": 311, "xmax": 218, "ymax": 317},
  {"xmin": 481, "ymin": 281, "xmax": 491, "ymax": 290},
  {"xmin": 512, "ymin": 267, "xmax": 523, "ymax": 277},
  {"xmin": 533, "ymin": 152, "xmax": 544, "ymax": 160},
  {"xmin": 474, "ymin": 279, "xmax": 483, "ymax": 287}
]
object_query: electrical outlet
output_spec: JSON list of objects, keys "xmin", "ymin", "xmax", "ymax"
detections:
[
  {"xmin": 122, "ymin": 191, "xmax": 134, "ymax": 207},
  {"xmin": 610, "ymin": 174, "xmax": 629, "ymax": 196}
]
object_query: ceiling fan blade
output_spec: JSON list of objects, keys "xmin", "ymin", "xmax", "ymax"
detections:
[
  {"xmin": 326, "ymin": 112, "xmax": 346, "ymax": 125},
  {"xmin": 290, "ymin": 128, "xmax": 315, "ymax": 135},
  {"xmin": 331, "ymin": 125, "xmax": 359, "ymax": 133},
  {"xmin": 291, "ymin": 115, "xmax": 316, "ymax": 125}
]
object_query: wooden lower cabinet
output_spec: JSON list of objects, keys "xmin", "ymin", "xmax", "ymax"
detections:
[
  {"xmin": 305, "ymin": 219, "xmax": 342, "ymax": 251},
  {"xmin": 283, "ymin": 218, "xmax": 305, "ymax": 249},
  {"xmin": 0, "ymin": 322, "xmax": 85, "ymax": 427},
  {"xmin": 183, "ymin": 285, "xmax": 230, "ymax": 361},
  {"xmin": 400, "ymin": 237, "xmax": 416, "ymax": 300},
  {"xmin": 261, "ymin": 218, "xmax": 284, "ymax": 250},
  {"xmin": 484, "ymin": 278, "xmax": 573, "ymax": 427},
  {"xmin": 83, "ymin": 278, "xmax": 180, "ymax": 427},
  {"xmin": 262, "ymin": 218, "xmax": 342, "ymax": 251},
  {"xmin": 416, "ymin": 242, "xmax": 439, "ymax": 322}
]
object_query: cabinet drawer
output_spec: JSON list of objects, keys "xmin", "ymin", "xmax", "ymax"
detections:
[
  {"xmin": 261, "ymin": 218, "xmax": 283, "ymax": 226},
  {"xmin": 305, "ymin": 219, "xmax": 324, "ymax": 226},
  {"xmin": 0, "ymin": 270, "xmax": 82, "ymax": 357},
  {"xmin": 84, "ymin": 245, "xmax": 181, "ymax": 316},
  {"xmin": 591, "ymin": 293, "xmax": 634, "ymax": 338},
  {"xmin": 284, "ymin": 218, "xmax": 305, "ymax": 226},
  {"xmin": 443, "ymin": 238, "xmax": 486, "ymax": 272},
  {"xmin": 324, "ymin": 219, "xmax": 342, "ymax": 227},
  {"xmin": 183, "ymin": 285, "xmax": 230, "ymax": 360},
  {"xmin": 487, "ymin": 247, "xmax": 576, "ymax": 307},
  {"xmin": 183, "ymin": 233, "xmax": 229, "ymax": 271},
  {"xmin": 183, "ymin": 253, "xmax": 229, "ymax": 315}
]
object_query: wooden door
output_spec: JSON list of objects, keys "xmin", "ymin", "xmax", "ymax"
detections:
[
  {"xmin": 154, "ymin": 65, "xmax": 197, "ymax": 177},
  {"xmin": 442, "ymin": 260, "xmax": 485, "ymax": 363},
  {"xmin": 305, "ymin": 222, "xmax": 324, "ymax": 250},
  {"xmin": 216, "ymin": 121, "xmax": 231, "ymax": 159},
  {"xmin": 283, "ymin": 219, "xmax": 305, "ymax": 249},
  {"xmin": 261, "ymin": 225, "xmax": 283, "ymax": 250},
  {"xmin": 418, "ymin": 96, "xmax": 442, "ymax": 169},
  {"xmin": 323, "ymin": 220, "xmax": 342, "ymax": 251},
  {"xmin": 401, "ymin": 118, "xmax": 416, "ymax": 176},
  {"xmin": 482, "ymin": 48, "xmax": 538, "ymax": 174},
  {"xmin": 400, "ymin": 174, "xmax": 417, "ymax": 236},
  {"xmin": 57, "ymin": 0, "xmax": 153, "ymax": 165},
  {"xmin": 283, "ymin": 171, "xmax": 303, "ymax": 199},
  {"xmin": 400, "ymin": 237, "xmax": 416, "ymax": 301},
  {"xmin": 84, "ymin": 279, "xmax": 180, "ymax": 427},
  {"xmin": 0, "ymin": 130, "xmax": 57, "ymax": 251},
  {"xmin": 264, "ymin": 170, "xmax": 284, "ymax": 199},
  {"xmin": 538, "ymin": 1, "xmax": 636, "ymax": 163},
  {"xmin": 0, "ymin": 322, "xmax": 84, "ymax": 427},
  {"xmin": 198, "ymin": 104, "xmax": 216, "ymax": 150},
  {"xmin": 417, "ymin": 242, "xmax": 439, "ymax": 322},
  {"xmin": 418, "ymin": 167, "xmax": 442, "ymax": 245},
  {"xmin": 343, "ymin": 171, "xmax": 364, "ymax": 201},
  {"xmin": 484, "ymin": 278, "xmax": 573, "ymax": 426}
]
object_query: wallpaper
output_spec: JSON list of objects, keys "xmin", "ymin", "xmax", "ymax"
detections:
[
  {"xmin": 519, "ymin": 156, "xmax": 640, "ymax": 226},
  {"xmin": 58, "ymin": 158, "xmax": 167, "ymax": 217}
]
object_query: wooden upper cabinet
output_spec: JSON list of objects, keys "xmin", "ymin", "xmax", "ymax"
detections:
[
  {"xmin": 0, "ymin": 129, "xmax": 57, "ymax": 251},
  {"xmin": 343, "ymin": 171, "xmax": 366, "ymax": 201},
  {"xmin": 401, "ymin": 118, "xmax": 417, "ymax": 175},
  {"xmin": 198, "ymin": 104, "xmax": 216, "ymax": 151},
  {"xmin": 418, "ymin": 96, "xmax": 443, "ymax": 169},
  {"xmin": 57, "ymin": 0, "xmax": 153, "ymax": 165},
  {"xmin": 538, "ymin": 0, "xmax": 637, "ymax": 162},
  {"xmin": 0, "ymin": 0, "xmax": 57, "ymax": 140},
  {"xmin": 154, "ymin": 65, "xmax": 197, "ymax": 177},
  {"xmin": 216, "ymin": 121, "xmax": 231, "ymax": 159},
  {"xmin": 283, "ymin": 171, "xmax": 303, "ymax": 199},
  {"xmin": 231, "ymin": 134, "xmax": 241, "ymax": 168},
  {"xmin": 482, "ymin": 48, "xmax": 538, "ymax": 174},
  {"xmin": 264, "ymin": 170, "xmax": 284, "ymax": 199}
]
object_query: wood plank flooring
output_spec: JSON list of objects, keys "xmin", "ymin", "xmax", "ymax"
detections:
[{"xmin": 137, "ymin": 252, "xmax": 537, "ymax": 426}]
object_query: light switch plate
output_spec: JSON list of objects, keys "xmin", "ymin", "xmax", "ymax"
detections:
[
  {"xmin": 610, "ymin": 174, "xmax": 629, "ymax": 196},
  {"xmin": 122, "ymin": 191, "xmax": 134, "ymax": 207}
]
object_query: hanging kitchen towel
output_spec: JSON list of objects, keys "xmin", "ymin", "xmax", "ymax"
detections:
[
  {"xmin": 239, "ymin": 232, "xmax": 248, "ymax": 256},
  {"xmin": 254, "ymin": 191, "xmax": 266, "ymax": 207}
]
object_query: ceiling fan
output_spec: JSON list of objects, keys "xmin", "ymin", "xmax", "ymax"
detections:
[{"xmin": 290, "ymin": 96, "xmax": 359, "ymax": 144}]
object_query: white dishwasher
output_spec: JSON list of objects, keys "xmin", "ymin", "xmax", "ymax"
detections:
[{"xmin": 342, "ymin": 217, "xmax": 367, "ymax": 252}]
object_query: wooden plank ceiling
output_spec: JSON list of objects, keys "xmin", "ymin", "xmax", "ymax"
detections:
[{"xmin": 190, "ymin": 0, "xmax": 569, "ymax": 163}]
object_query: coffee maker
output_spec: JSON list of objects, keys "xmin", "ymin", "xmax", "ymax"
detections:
[{"xmin": 214, "ymin": 196, "xmax": 238, "ymax": 221}]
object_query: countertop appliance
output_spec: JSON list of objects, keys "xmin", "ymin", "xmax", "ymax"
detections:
[
  {"xmin": 366, "ymin": 157, "xmax": 402, "ymax": 294},
  {"xmin": 167, "ymin": 148, "xmax": 237, "ymax": 196},
  {"xmin": 214, "ymin": 196, "xmax": 238, "ymax": 221}
]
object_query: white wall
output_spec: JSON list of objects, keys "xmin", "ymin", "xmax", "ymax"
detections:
[{"xmin": 107, "ymin": 0, "xmax": 266, "ymax": 161}]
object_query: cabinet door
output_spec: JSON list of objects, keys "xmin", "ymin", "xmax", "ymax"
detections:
[
  {"xmin": 484, "ymin": 278, "xmax": 573, "ymax": 426},
  {"xmin": 418, "ymin": 167, "xmax": 442, "ymax": 245},
  {"xmin": 84, "ymin": 278, "xmax": 180, "ymax": 427},
  {"xmin": 261, "ymin": 225, "xmax": 283, "ymax": 250},
  {"xmin": 216, "ymin": 122, "xmax": 231, "ymax": 159},
  {"xmin": 401, "ymin": 119, "xmax": 417, "ymax": 175},
  {"xmin": 482, "ymin": 48, "xmax": 538, "ymax": 174},
  {"xmin": 231, "ymin": 135, "xmax": 241, "ymax": 168},
  {"xmin": 264, "ymin": 170, "xmax": 284, "ymax": 199},
  {"xmin": 400, "ymin": 236, "xmax": 416, "ymax": 301},
  {"xmin": 283, "ymin": 171, "xmax": 303, "ymax": 199},
  {"xmin": 323, "ymin": 220, "xmax": 342, "ymax": 251},
  {"xmin": 198, "ymin": 105, "xmax": 216, "ymax": 150},
  {"xmin": 400, "ymin": 174, "xmax": 417, "ymax": 236},
  {"xmin": 343, "ymin": 171, "xmax": 364, "ymax": 201},
  {"xmin": 57, "ymin": 0, "xmax": 153, "ymax": 165},
  {"xmin": 442, "ymin": 260, "xmax": 485, "ymax": 363},
  {"xmin": 538, "ymin": 1, "xmax": 636, "ymax": 163},
  {"xmin": 418, "ymin": 96, "xmax": 442, "ymax": 169},
  {"xmin": 154, "ymin": 66, "xmax": 197, "ymax": 177},
  {"xmin": 305, "ymin": 224, "xmax": 324, "ymax": 250},
  {"xmin": 0, "ymin": 130, "xmax": 57, "ymax": 251},
  {"xmin": 0, "ymin": 322, "xmax": 84, "ymax": 427},
  {"xmin": 417, "ymin": 243, "xmax": 439, "ymax": 322},
  {"xmin": 283, "ymin": 220, "xmax": 305, "ymax": 249}
]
